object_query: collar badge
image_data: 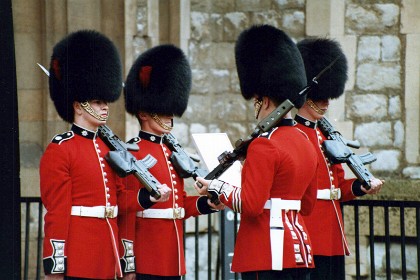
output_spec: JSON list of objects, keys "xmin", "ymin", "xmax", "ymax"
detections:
[
  {"xmin": 82, "ymin": 130, "xmax": 88, "ymax": 137},
  {"xmin": 305, "ymin": 121, "xmax": 310, "ymax": 126},
  {"xmin": 150, "ymin": 136, "xmax": 156, "ymax": 142}
]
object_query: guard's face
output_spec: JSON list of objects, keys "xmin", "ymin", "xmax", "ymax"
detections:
[
  {"xmin": 82, "ymin": 100, "xmax": 109, "ymax": 122},
  {"xmin": 75, "ymin": 100, "xmax": 109, "ymax": 130},
  {"xmin": 139, "ymin": 113, "xmax": 174, "ymax": 135},
  {"xmin": 305, "ymin": 99, "xmax": 329, "ymax": 120}
]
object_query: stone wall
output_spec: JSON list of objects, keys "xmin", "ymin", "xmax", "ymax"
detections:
[{"xmin": 14, "ymin": 0, "xmax": 420, "ymax": 279}]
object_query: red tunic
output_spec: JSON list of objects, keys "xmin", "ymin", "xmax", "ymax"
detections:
[
  {"xmin": 118, "ymin": 131, "xmax": 214, "ymax": 277},
  {"xmin": 40, "ymin": 124, "xmax": 125, "ymax": 279},
  {"xmin": 295, "ymin": 115, "xmax": 357, "ymax": 256},
  {"xmin": 218, "ymin": 123, "xmax": 319, "ymax": 272}
]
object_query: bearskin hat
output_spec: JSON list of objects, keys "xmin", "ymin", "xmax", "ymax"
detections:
[
  {"xmin": 124, "ymin": 44, "xmax": 191, "ymax": 117},
  {"xmin": 49, "ymin": 30, "xmax": 123, "ymax": 123},
  {"xmin": 297, "ymin": 38, "xmax": 348, "ymax": 101},
  {"xmin": 235, "ymin": 25, "xmax": 307, "ymax": 108}
]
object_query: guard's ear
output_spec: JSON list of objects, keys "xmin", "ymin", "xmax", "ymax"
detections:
[
  {"xmin": 137, "ymin": 112, "xmax": 149, "ymax": 121},
  {"xmin": 262, "ymin": 96, "xmax": 271, "ymax": 110},
  {"xmin": 73, "ymin": 101, "xmax": 83, "ymax": 115}
]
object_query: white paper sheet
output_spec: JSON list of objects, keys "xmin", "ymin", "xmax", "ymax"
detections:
[{"xmin": 192, "ymin": 133, "xmax": 242, "ymax": 187}]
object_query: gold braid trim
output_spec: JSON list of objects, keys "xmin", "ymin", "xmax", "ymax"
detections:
[
  {"xmin": 80, "ymin": 102, "xmax": 108, "ymax": 121},
  {"xmin": 150, "ymin": 113, "xmax": 173, "ymax": 131},
  {"xmin": 306, "ymin": 99, "xmax": 326, "ymax": 115}
]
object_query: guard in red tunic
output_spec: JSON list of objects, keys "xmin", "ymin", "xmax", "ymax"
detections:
[
  {"xmin": 119, "ymin": 44, "xmax": 222, "ymax": 280},
  {"xmin": 195, "ymin": 25, "xmax": 319, "ymax": 280},
  {"xmin": 40, "ymin": 30, "xmax": 126, "ymax": 280},
  {"xmin": 294, "ymin": 38, "xmax": 384, "ymax": 280}
]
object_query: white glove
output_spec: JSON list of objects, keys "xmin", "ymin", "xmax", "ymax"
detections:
[{"xmin": 208, "ymin": 179, "xmax": 234, "ymax": 200}]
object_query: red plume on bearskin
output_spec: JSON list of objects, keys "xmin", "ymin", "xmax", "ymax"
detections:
[
  {"xmin": 49, "ymin": 30, "xmax": 122, "ymax": 123},
  {"xmin": 124, "ymin": 44, "xmax": 191, "ymax": 117}
]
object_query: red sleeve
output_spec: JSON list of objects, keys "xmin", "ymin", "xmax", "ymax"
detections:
[
  {"xmin": 40, "ymin": 143, "xmax": 72, "ymax": 267},
  {"xmin": 219, "ymin": 138, "xmax": 275, "ymax": 216}
]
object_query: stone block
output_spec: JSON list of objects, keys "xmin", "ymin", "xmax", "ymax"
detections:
[
  {"xmin": 370, "ymin": 150, "xmax": 401, "ymax": 171},
  {"xmin": 190, "ymin": 0, "xmax": 212, "ymax": 12},
  {"xmin": 191, "ymin": 12, "xmax": 210, "ymax": 41},
  {"xmin": 356, "ymin": 63, "xmax": 401, "ymax": 90},
  {"xmin": 20, "ymin": 142, "xmax": 43, "ymax": 169},
  {"xmin": 12, "ymin": 0, "xmax": 43, "ymax": 33},
  {"xmin": 273, "ymin": 0, "xmax": 305, "ymax": 9},
  {"xmin": 212, "ymin": 0, "xmax": 235, "ymax": 13},
  {"xmin": 183, "ymin": 95, "xmax": 213, "ymax": 122},
  {"xmin": 403, "ymin": 167, "xmax": 420, "ymax": 179},
  {"xmin": 191, "ymin": 69, "xmax": 211, "ymax": 94},
  {"xmin": 67, "ymin": 0, "xmax": 101, "ymax": 31},
  {"xmin": 236, "ymin": 0, "xmax": 271, "ymax": 12},
  {"xmin": 210, "ymin": 13, "xmax": 224, "ymax": 42},
  {"xmin": 358, "ymin": 36, "xmax": 381, "ymax": 62},
  {"xmin": 346, "ymin": 4, "xmax": 399, "ymax": 34},
  {"xmin": 389, "ymin": 95, "xmax": 401, "ymax": 119},
  {"xmin": 210, "ymin": 69, "xmax": 230, "ymax": 94},
  {"xmin": 209, "ymin": 43, "xmax": 235, "ymax": 68},
  {"xmin": 354, "ymin": 122, "xmax": 392, "ymax": 147},
  {"xmin": 349, "ymin": 94, "xmax": 387, "ymax": 120},
  {"xmin": 401, "ymin": 0, "xmax": 420, "ymax": 34},
  {"xmin": 18, "ymin": 90, "xmax": 44, "ymax": 122},
  {"xmin": 382, "ymin": 35, "xmax": 401, "ymax": 62},
  {"xmin": 393, "ymin": 121, "xmax": 404, "ymax": 148},
  {"xmin": 223, "ymin": 12, "xmax": 248, "ymax": 42},
  {"xmin": 404, "ymin": 34, "xmax": 420, "ymax": 164},
  {"xmin": 210, "ymin": 94, "xmax": 248, "ymax": 122},
  {"xmin": 15, "ymin": 33, "xmax": 43, "ymax": 90},
  {"xmin": 250, "ymin": 10, "xmax": 281, "ymax": 28},
  {"xmin": 306, "ymin": 0, "xmax": 345, "ymax": 36},
  {"xmin": 21, "ymin": 167, "xmax": 41, "ymax": 197},
  {"xmin": 19, "ymin": 121, "xmax": 43, "ymax": 143},
  {"xmin": 281, "ymin": 10, "xmax": 305, "ymax": 37}
]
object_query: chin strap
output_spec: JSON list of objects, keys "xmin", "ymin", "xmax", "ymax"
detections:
[
  {"xmin": 150, "ymin": 113, "xmax": 173, "ymax": 131},
  {"xmin": 80, "ymin": 101, "xmax": 108, "ymax": 121},
  {"xmin": 306, "ymin": 99, "xmax": 326, "ymax": 115}
]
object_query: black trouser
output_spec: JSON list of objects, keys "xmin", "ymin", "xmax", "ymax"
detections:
[
  {"xmin": 310, "ymin": 255, "xmax": 345, "ymax": 280},
  {"xmin": 136, "ymin": 273, "xmax": 181, "ymax": 280},
  {"xmin": 241, "ymin": 268, "xmax": 311, "ymax": 280}
]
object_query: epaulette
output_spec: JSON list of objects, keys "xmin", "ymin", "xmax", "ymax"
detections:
[
  {"xmin": 258, "ymin": 127, "xmax": 277, "ymax": 139},
  {"xmin": 127, "ymin": 137, "xmax": 141, "ymax": 144},
  {"xmin": 51, "ymin": 131, "xmax": 74, "ymax": 144}
]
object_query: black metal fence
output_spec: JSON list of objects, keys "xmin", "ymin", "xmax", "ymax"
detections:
[{"xmin": 22, "ymin": 198, "xmax": 420, "ymax": 280}]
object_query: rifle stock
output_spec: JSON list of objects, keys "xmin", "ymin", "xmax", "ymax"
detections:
[
  {"xmin": 162, "ymin": 133, "xmax": 207, "ymax": 179},
  {"xmin": 317, "ymin": 117, "xmax": 376, "ymax": 189},
  {"xmin": 98, "ymin": 125, "xmax": 161, "ymax": 199}
]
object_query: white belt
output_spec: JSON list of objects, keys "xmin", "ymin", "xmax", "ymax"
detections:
[
  {"xmin": 317, "ymin": 189, "xmax": 341, "ymax": 200},
  {"xmin": 266, "ymin": 198, "xmax": 301, "ymax": 271},
  {"xmin": 71, "ymin": 206, "xmax": 118, "ymax": 219},
  {"xmin": 136, "ymin": 208, "xmax": 185, "ymax": 219},
  {"xmin": 264, "ymin": 199, "xmax": 301, "ymax": 210}
]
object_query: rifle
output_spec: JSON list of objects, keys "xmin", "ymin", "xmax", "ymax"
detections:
[
  {"xmin": 97, "ymin": 125, "xmax": 161, "ymax": 199},
  {"xmin": 200, "ymin": 57, "xmax": 340, "ymax": 203},
  {"xmin": 317, "ymin": 117, "xmax": 376, "ymax": 189},
  {"xmin": 162, "ymin": 133, "xmax": 208, "ymax": 179}
]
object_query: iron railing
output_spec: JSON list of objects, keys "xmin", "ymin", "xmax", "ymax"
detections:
[{"xmin": 22, "ymin": 198, "xmax": 420, "ymax": 280}]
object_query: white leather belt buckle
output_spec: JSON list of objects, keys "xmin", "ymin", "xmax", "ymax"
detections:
[
  {"xmin": 136, "ymin": 208, "xmax": 185, "ymax": 219},
  {"xmin": 317, "ymin": 189, "xmax": 341, "ymax": 200},
  {"xmin": 71, "ymin": 206, "xmax": 118, "ymax": 219}
]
